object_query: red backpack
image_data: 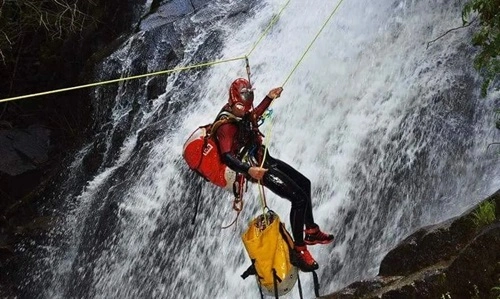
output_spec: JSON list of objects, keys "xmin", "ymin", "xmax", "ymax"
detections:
[{"xmin": 182, "ymin": 119, "xmax": 237, "ymax": 189}]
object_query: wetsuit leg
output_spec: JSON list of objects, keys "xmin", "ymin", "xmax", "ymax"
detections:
[
  {"xmin": 261, "ymin": 154, "xmax": 315, "ymax": 244},
  {"xmin": 266, "ymin": 156, "xmax": 315, "ymax": 225}
]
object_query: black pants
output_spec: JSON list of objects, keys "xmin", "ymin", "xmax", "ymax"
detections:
[{"xmin": 261, "ymin": 152, "xmax": 315, "ymax": 245}]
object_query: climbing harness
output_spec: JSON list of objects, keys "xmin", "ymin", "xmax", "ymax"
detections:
[
  {"xmin": 221, "ymin": 174, "xmax": 247, "ymax": 229},
  {"xmin": 257, "ymin": 108, "xmax": 273, "ymax": 127},
  {"xmin": 4, "ymin": 1, "xmax": 347, "ymax": 294}
]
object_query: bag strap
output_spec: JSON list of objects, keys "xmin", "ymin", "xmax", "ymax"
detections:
[
  {"xmin": 297, "ymin": 264, "xmax": 321, "ymax": 298},
  {"xmin": 190, "ymin": 183, "xmax": 202, "ymax": 225},
  {"xmin": 222, "ymin": 174, "xmax": 246, "ymax": 229},
  {"xmin": 278, "ymin": 221, "xmax": 295, "ymax": 250},
  {"xmin": 240, "ymin": 260, "xmax": 266, "ymax": 299},
  {"xmin": 241, "ymin": 259, "xmax": 258, "ymax": 279},
  {"xmin": 272, "ymin": 268, "xmax": 280, "ymax": 299},
  {"xmin": 193, "ymin": 117, "xmax": 233, "ymax": 172},
  {"xmin": 312, "ymin": 270, "xmax": 320, "ymax": 297},
  {"xmin": 297, "ymin": 272, "xmax": 303, "ymax": 299},
  {"xmin": 278, "ymin": 222, "xmax": 320, "ymax": 298},
  {"xmin": 192, "ymin": 124, "xmax": 211, "ymax": 172},
  {"xmin": 208, "ymin": 113, "xmax": 239, "ymax": 137}
]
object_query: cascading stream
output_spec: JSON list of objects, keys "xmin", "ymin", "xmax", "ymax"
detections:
[{"xmin": 25, "ymin": 0, "xmax": 499, "ymax": 298}]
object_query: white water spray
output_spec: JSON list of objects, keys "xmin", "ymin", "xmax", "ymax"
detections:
[{"xmin": 36, "ymin": 0, "xmax": 499, "ymax": 298}]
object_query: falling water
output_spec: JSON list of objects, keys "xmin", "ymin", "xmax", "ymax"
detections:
[{"xmin": 24, "ymin": 0, "xmax": 499, "ymax": 298}]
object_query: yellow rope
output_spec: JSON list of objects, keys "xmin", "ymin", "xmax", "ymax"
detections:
[
  {"xmin": 0, "ymin": 0, "xmax": 343, "ymax": 104},
  {"xmin": 258, "ymin": 121, "xmax": 273, "ymax": 224},
  {"xmin": 281, "ymin": 0, "xmax": 345, "ymax": 88},
  {"xmin": 259, "ymin": 0, "xmax": 345, "ymax": 151},
  {"xmin": 0, "ymin": 0, "xmax": 345, "ymax": 227},
  {"xmin": 0, "ymin": 56, "xmax": 246, "ymax": 103},
  {"xmin": 0, "ymin": 0, "xmax": 294, "ymax": 104},
  {"xmin": 256, "ymin": 0, "xmax": 345, "ymax": 210},
  {"xmin": 245, "ymin": 0, "xmax": 293, "ymax": 58},
  {"xmin": 257, "ymin": 182, "xmax": 269, "ymax": 225}
]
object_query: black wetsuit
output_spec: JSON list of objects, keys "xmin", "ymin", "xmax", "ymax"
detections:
[{"xmin": 216, "ymin": 103, "xmax": 315, "ymax": 245}]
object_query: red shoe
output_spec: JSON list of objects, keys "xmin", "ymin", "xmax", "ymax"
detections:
[
  {"xmin": 304, "ymin": 225, "xmax": 334, "ymax": 245},
  {"xmin": 291, "ymin": 245, "xmax": 319, "ymax": 272}
]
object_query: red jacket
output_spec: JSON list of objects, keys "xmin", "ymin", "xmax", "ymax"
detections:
[{"xmin": 216, "ymin": 96, "xmax": 273, "ymax": 172}]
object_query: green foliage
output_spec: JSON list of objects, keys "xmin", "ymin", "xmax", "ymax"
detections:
[
  {"xmin": 471, "ymin": 200, "xmax": 496, "ymax": 228},
  {"xmin": 471, "ymin": 284, "xmax": 480, "ymax": 299},
  {"xmin": 462, "ymin": 0, "xmax": 500, "ymax": 96},
  {"xmin": 0, "ymin": 0, "xmax": 98, "ymax": 64},
  {"xmin": 492, "ymin": 286, "xmax": 500, "ymax": 299},
  {"xmin": 489, "ymin": 263, "xmax": 500, "ymax": 298}
]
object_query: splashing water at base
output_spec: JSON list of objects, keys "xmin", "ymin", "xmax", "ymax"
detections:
[{"xmin": 28, "ymin": 0, "xmax": 499, "ymax": 298}]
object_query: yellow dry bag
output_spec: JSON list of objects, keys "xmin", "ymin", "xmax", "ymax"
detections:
[{"xmin": 241, "ymin": 211, "xmax": 298, "ymax": 297}]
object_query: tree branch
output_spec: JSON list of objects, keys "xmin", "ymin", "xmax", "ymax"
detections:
[{"xmin": 427, "ymin": 18, "xmax": 477, "ymax": 49}]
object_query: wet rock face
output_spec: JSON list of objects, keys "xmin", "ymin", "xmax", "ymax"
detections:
[
  {"xmin": 0, "ymin": 126, "xmax": 50, "ymax": 176},
  {"xmin": 0, "ymin": 1, "xmax": 219, "ymax": 297},
  {"xmin": 321, "ymin": 190, "xmax": 500, "ymax": 299},
  {"xmin": 378, "ymin": 212, "xmax": 477, "ymax": 277},
  {"xmin": 445, "ymin": 223, "xmax": 500, "ymax": 297}
]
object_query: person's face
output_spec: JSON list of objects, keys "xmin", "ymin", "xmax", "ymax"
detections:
[{"xmin": 231, "ymin": 103, "xmax": 248, "ymax": 117}]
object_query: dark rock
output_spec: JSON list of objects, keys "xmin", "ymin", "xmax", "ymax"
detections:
[
  {"xmin": 330, "ymin": 276, "xmax": 404, "ymax": 298},
  {"xmin": 82, "ymin": 140, "xmax": 107, "ymax": 176},
  {"xmin": 140, "ymin": 0, "xmax": 195, "ymax": 30},
  {"xmin": 0, "ymin": 125, "xmax": 50, "ymax": 176},
  {"xmin": 321, "ymin": 189, "xmax": 500, "ymax": 299},
  {"xmin": 445, "ymin": 223, "xmax": 500, "ymax": 298},
  {"xmin": 190, "ymin": 0, "xmax": 212, "ymax": 10},
  {"xmin": 0, "ymin": 0, "xmax": 149, "ymax": 297},
  {"xmin": 378, "ymin": 212, "xmax": 476, "ymax": 277}
]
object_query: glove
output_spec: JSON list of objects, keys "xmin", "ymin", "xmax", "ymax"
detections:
[{"xmin": 267, "ymin": 87, "xmax": 283, "ymax": 99}]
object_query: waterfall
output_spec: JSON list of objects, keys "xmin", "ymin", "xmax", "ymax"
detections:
[{"xmin": 25, "ymin": 0, "xmax": 499, "ymax": 298}]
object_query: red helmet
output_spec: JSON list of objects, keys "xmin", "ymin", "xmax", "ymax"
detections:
[{"xmin": 228, "ymin": 78, "xmax": 254, "ymax": 111}]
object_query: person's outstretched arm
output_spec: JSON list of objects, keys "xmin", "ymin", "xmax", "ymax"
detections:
[{"xmin": 253, "ymin": 87, "xmax": 283, "ymax": 118}]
